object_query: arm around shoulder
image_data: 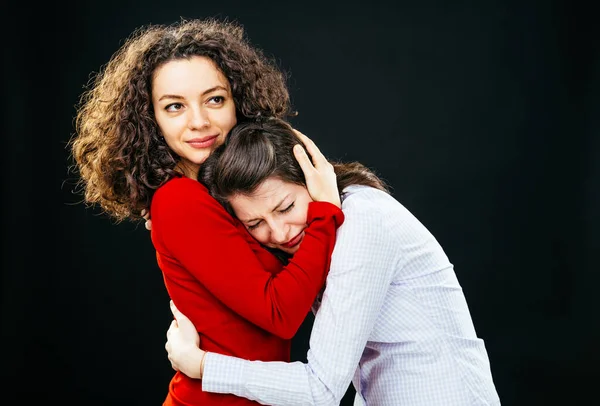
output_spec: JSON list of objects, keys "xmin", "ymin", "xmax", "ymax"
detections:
[{"xmin": 152, "ymin": 178, "xmax": 344, "ymax": 339}]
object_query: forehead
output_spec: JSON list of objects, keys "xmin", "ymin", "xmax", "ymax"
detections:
[
  {"xmin": 152, "ymin": 56, "xmax": 229, "ymax": 94},
  {"xmin": 229, "ymin": 178, "xmax": 301, "ymax": 220}
]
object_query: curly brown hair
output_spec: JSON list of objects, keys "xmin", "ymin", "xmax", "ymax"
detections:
[{"xmin": 69, "ymin": 18, "xmax": 295, "ymax": 223}]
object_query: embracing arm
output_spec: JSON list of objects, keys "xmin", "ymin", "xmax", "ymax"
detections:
[
  {"xmin": 168, "ymin": 204, "xmax": 397, "ymax": 405},
  {"xmin": 154, "ymin": 183, "xmax": 343, "ymax": 340},
  {"xmin": 155, "ymin": 131, "xmax": 343, "ymax": 339}
]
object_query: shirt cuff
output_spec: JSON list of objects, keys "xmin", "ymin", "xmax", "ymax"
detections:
[{"xmin": 202, "ymin": 352, "xmax": 246, "ymax": 394}]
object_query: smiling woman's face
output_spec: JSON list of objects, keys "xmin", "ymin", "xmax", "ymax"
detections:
[
  {"xmin": 229, "ymin": 177, "xmax": 313, "ymax": 255},
  {"xmin": 152, "ymin": 56, "xmax": 237, "ymax": 178}
]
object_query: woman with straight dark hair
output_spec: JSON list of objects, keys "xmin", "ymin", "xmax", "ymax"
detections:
[{"xmin": 164, "ymin": 118, "xmax": 501, "ymax": 405}]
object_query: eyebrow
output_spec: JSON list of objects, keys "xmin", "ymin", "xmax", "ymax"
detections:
[
  {"xmin": 241, "ymin": 194, "xmax": 290, "ymax": 223},
  {"xmin": 157, "ymin": 85, "xmax": 229, "ymax": 102}
]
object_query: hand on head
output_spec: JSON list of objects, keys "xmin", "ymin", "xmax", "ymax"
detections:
[{"xmin": 292, "ymin": 129, "xmax": 341, "ymax": 208}]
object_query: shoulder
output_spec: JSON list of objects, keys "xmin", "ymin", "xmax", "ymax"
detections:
[
  {"xmin": 154, "ymin": 176, "xmax": 206, "ymax": 195},
  {"xmin": 341, "ymin": 186, "xmax": 444, "ymax": 254},
  {"xmin": 332, "ymin": 187, "xmax": 402, "ymax": 262},
  {"xmin": 339, "ymin": 185, "xmax": 420, "ymax": 239},
  {"xmin": 150, "ymin": 177, "xmax": 236, "ymax": 241},
  {"xmin": 151, "ymin": 177, "xmax": 222, "ymax": 214},
  {"xmin": 153, "ymin": 177, "xmax": 208, "ymax": 203},
  {"xmin": 337, "ymin": 186, "xmax": 394, "ymax": 236},
  {"xmin": 341, "ymin": 185, "xmax": 396, "ymax": 213}
]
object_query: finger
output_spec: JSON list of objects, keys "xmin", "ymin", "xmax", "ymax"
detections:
[
  {"xmin": 170, "ymin": 300, "xmax": 182, "ymax": 319},
  {"xmin": 166, "ymin": 320, "xmax": 176, "ymax": 339},
  {"xmin": 291, "ymin": 129, "xmax": 319, "ymax": 155},
  {"xmin": 291, "ymin": 128, "xmax": 310, "ymax": 142},
  {"xmin": 170, "ymin": 318, "xmax": 178, "ymax": 329},
  {"xmin": 291, "ymin": 129, "xmax": 318, "ymax": 153},
  {"xmin": 291, "ymin": 129, "xmax": 326, "ymax": 165},
  {"xmin": 293, "ymin": 144, "xmax": 316, "ymax": 177},
  {"xmin": 145, "ymin": 220, "xmax": 152, "ymax": 231},
  {"xmin": 291, "ymin": 128, "xmax": 314, "ymax": 146}
]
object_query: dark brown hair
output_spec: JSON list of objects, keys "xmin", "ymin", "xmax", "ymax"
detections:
[
  {"xmin": 199, "ymin": 118, "xmax": 389, "ymax": 217},
  {"xmin": 69, "ymin": 18, "xmax": 294, "ymax": 222}
]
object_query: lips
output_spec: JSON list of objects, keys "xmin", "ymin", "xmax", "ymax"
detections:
[
  {"xmin": 281, "ymin": 231, "xmax": 304, "ymax": 249},
  {"xmin": 187, "ymin": 135, "xmax": 219, "ymax": 149}
]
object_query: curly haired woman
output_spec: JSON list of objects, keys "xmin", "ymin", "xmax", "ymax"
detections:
[{"xmin": 69, "ymin": 18, "xmax": 344, "ymax": 406}]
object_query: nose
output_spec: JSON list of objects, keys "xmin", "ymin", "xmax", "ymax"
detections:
[
  {"xmin": 269, "ymin": 220, "xmax": 289, "ymax": 245},
  {"xmin": 188, "ymin": 106, "xmax": 210, "ymax": 130}
]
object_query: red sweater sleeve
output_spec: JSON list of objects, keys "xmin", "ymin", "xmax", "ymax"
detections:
[{"xmin": 151, "ymin": 177, "xmax": 344, "ymax": 339}]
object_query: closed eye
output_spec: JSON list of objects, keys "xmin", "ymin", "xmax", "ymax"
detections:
[
  {"xmin": 247, "ymin": 220, "xmax": 262, "ymax": 230},
  {"xmin": 279, "ymin": 202, "xmax": 294, "ymax": 214}
]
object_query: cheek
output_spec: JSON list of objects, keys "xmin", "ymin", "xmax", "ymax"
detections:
[
  {"xmin": 155, "ymin": 114, "xmax": 178, "ymax": 140},
  {"xmin": 154, "ymin": 112, "xmax": 166, "ymax": 134},
  {"xmin": 296, "ymin": 197, "xmax": 311, "ymax": 226},
  {"xmin": 160, "ymin": 126, "xmax": 181, "ymax": 150},
  {"xmin": 287, "ymin": 211, "xmax": 308, "ymax": 230},
  {"xmin": 296, "ymin": 211, "xmax": 308, "ymax": 226},
  {"xmin": 216, "ymin": 104, "xmax": 237, "ymax": 133},
  {"xmin": 249, "ymin": 229, "xmax": 270, "ymax": 245}
]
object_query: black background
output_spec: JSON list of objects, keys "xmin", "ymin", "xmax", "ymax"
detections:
[{"xmin": 3, "ymin": 0, "xmax": 598, "ymax": 404}]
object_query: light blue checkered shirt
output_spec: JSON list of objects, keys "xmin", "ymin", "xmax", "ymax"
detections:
[{"xmin": 203, "ymin": 185, "xmax": 500, "ymax": 405}]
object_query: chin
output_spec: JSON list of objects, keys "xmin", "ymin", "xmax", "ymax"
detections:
[
  {"xmin": 282, "ymin": 245, "xmax": 300, "ymax": 255},
  {"xmin": 192, "ymin": 153, "xmax": 211, "ymax": 165}
]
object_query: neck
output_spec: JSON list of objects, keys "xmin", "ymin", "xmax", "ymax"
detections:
[{"xmin": 176, "ymin": 161, "xmax": 199, "ymax": 179}]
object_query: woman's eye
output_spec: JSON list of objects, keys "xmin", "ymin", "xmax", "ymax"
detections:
[
  {"xmin": 208, "ymin": 96, "xmax": 225, "ymax": 104},
  {"xmin": 165, "ymin": 103, "xmax": 183, "ymax": 112},
  {"xmin": 247, "ymin": 221, "xmax": 261, "ymax": 230},
  {"xmin": 279, "ymin": 203, "xmax": 295, "ymax": 214}
]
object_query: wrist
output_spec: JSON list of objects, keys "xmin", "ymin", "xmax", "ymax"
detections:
[
  {"xmin": 199, "ymin": 350, "xmax": 207, "ymax": 380},
  {"xmin": 182, "ymin": 347, "xmax": 205, "ymax": 379}
]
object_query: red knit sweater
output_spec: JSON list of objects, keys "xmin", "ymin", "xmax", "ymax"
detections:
[{"xmin": 150, "ymin": 177, "xmax": 344, "ymax": 405}]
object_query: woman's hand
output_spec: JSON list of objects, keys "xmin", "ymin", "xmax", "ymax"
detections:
[
  {"xmin": 292, "ymin": 129, "xmax": 341, "ymax": 208},
  {"xmin": 141, "ymin": 209, "xmax": 152, "ymax": 231},
  {"xmin": 165, "ymin": 300, "xmax": 204, "ymax": 379}
]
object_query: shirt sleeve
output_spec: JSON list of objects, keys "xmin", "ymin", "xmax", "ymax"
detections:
[
  {"xmin": 151, "ymin": 179, "xmax": 345, "ymax": 339},
  {"xmin": 202, "ymin": 204, "xmax": 397, "ymax": 405}
]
